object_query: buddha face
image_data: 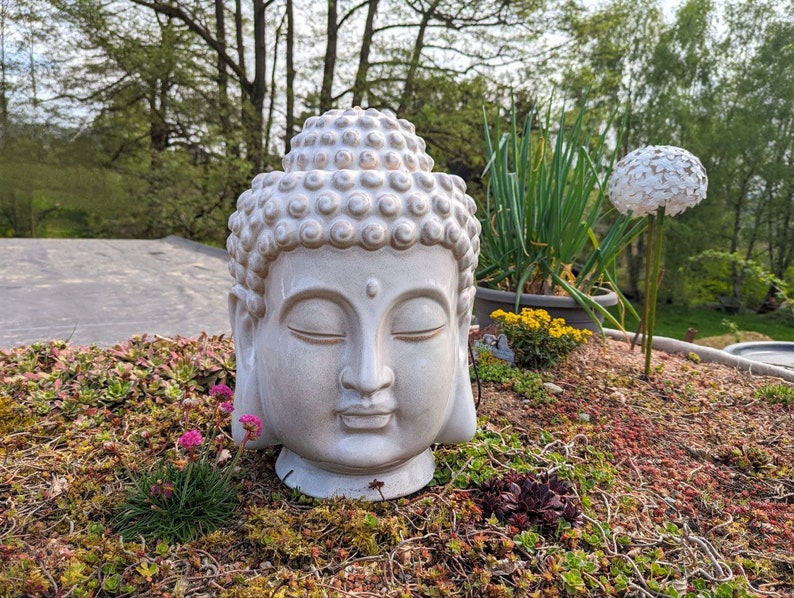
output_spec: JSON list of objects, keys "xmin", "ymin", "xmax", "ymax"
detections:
[{"xmin": 233, "ymin": 244, "xmax": 469, "ymax": 475}]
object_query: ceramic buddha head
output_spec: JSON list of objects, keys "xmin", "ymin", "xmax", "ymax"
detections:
[{"xmin": 226, "ymin": 107, "xmax": 480, "ymax": 499}]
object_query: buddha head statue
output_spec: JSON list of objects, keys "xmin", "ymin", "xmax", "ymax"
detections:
[{"xmin": 226, "ymin": 107, "xmax": 480, "ymax": 499}]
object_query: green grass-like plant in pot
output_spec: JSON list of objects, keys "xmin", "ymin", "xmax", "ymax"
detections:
[{"xmin": 475, "ymin": 97, "xmax": 646, "ymax": 332}]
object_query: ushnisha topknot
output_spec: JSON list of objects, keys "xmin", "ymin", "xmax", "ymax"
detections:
[{"xmin": 227, "ymin": 107, "xmax": 481, "ymax": 321}]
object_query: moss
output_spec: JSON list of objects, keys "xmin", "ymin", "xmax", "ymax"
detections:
[
  {"xmin": 0, "ymin": 558, "xmax": 52, "ymax": 596},
  {"xmin": 245, "ymin": 500, "xmax": 409, "ymax": 567},
  {"xmin": 0, "ymin": 394, "xmax": 35, "ymax": 435}
]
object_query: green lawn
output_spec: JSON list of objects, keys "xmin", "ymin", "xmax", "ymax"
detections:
[{"xmin": 612, "ymin": 302, "xmax": 794, "ymax": 342}]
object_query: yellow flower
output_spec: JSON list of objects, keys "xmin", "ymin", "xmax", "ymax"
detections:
[{"xmin": 488, "ymin": 305, "xmax": 592, "ymax": 368}]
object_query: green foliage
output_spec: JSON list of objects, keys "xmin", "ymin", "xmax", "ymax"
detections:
[
  {"xmin": 682, "ymin": 249, "xmax": 789, "ymax": 310},
  {"xmin": 490, "ymin": 308, "xmax": 592, "ymax": 370},
  {"xmin": 114, "ymin": 457, "xmax": 236, "ymax": 543},
  {"xmin": 246, "ymin": 501, "xmax": 409, "ymax": 566},
  {"xmin": 0, "ymin": 393, "xmax": 34, "ymax": 435},
  {"xmin": 477, "ymin": 95, "xmax": 645, "ymax": 329},
  {"xmin": 0, "ymin": 124, "xmax": 247, "ymax": 244},
  {"xmin": 754, "ymin": 383, "xmax": 794, "ymax": 407},
  {"xmin": 511, "ymin": 369, "xmax": 548, "ymax": 402},
  {"xmin": 432, "ymin": 422, "xmax": 539, "ymax": 488},
  {"xmin": 0, "ymin": 558, "xmax": 52, "ymax": 596},
  {"xmin": 470, "ymin": 350, "xmax": 515, "ymax": 383},
  {"xmin": 0, "ymin": 132, "xmax": 130, "ymax": 238},
  {"xmin": 122, "ymin": 149, "xmax": 250, "ymax": 246},
  {"xmin": 689, "ymin": 578, "xmax": 754, "ymax": 598},
  {"xmin": 401, "ymin": 74, "xmax": 494, "ymax": 200},
  {"xmin": 471, "ymin": 351, "xmax": 550, "ymax": 402},
  {"xmin": 715, "ymin": 443, "xmax": 775, "ymax": 472}
]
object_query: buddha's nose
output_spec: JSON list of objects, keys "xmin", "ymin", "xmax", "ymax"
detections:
[{"xmin": 339, "ymin": 344, "xmax": 395, "ymax": 396}]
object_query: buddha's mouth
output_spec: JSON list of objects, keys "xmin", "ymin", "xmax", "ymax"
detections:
[{"xmin": 337, "ymin": 411, "xmax": 394, "ymax": 431}]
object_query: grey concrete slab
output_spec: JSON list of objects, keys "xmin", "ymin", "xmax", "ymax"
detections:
[{"xmin": 0, "ymin": 236, "xmax": 232, "ymax": 348}]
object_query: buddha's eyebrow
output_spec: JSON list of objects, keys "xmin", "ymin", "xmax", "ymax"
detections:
[
  {"xmin": 391, "ymin": 287, "xmax": 451, "ymax": 310},
  {"xmin": 279, "ymin": 286, "xmax": 349, "ymax": 318},
  {"xmin": 279, "ymin": 287, "xmax": 348, "ymax": 312}
]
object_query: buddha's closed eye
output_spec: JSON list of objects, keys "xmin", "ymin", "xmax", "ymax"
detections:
[
  {"xmin": 390, "ymin": 297, "xmax": 448, "ymax": 342},
  {"xmin": 288, "ymin": 327, "xmax": 346, "ymax": 344},
  {"xmin": 285, "ymin": 298, "xmax": 346, "ymax": 344},
  {"xmin": 392, "ymin": 326, "xmax": 445, "ymax": 342}
]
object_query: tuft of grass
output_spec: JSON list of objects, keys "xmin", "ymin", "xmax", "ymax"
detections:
[
  {"xmin": 113, "ymin": 458, "xmax": 237, "ymax": 543},
  {"xmin": 754, "ymin": 383, "xmax": 794, "ymax": 406}
]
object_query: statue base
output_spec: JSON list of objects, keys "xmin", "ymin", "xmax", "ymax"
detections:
[{"xmin": 275, "ymin": 447, "xmax": 435, "ymax": 500}]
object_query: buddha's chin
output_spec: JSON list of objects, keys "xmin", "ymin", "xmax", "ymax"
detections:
[
  {"xmin": 292, "ymin": 434, "xmax": 431, "ymax": 475},
  {"xmin": 274, "ymin": 445, "xmax": 436, "ymax": 500},
  {"xmin": 313, "ymin": 455, "xmax": 412, "ymax": 476}
]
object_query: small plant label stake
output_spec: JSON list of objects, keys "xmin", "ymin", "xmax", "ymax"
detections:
[{"xmin": 474, "ymin": 333, "xmax": 515, "ymax": 364}]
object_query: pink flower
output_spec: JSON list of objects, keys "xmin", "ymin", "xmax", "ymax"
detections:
[
  {"xmin": 219, "ymin": 401, "xmax": 234, "ymax": 414},
  {"xmin": 150, "ymin": 481, "xmax": 175, "ymax": 498},
  {"xmin": 209, "ymin": 384, "xmax": 234, "ymax": 400},
  {"xmin": 239, "ymin": 414, "xmax": 263, "ymax": 440},
  {"xmin": 178, "ymin": 430, "xmax": 204, "ymax": 450}
]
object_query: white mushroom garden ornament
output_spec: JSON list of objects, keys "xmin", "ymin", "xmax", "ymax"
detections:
[
  {"xmin": 607, "ymin": 145, "xmax": 708, "ymax": 377},
  {"xmin": 607, "ymin": 145, "xmax": 708, "ymax": 218}
]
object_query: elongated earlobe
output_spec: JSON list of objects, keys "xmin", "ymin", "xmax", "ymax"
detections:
[
  {"xmin": 229, "ymin": 293, "xmax": 279, "ymax": 447},
  {"xmin": 434, "ymin": 342, "xmax": 477, "ymax": 444}
]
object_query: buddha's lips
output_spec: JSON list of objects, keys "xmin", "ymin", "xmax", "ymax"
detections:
[{"xmin": 337, "ymin": 410, "xmax": 394, "ymax": 431}]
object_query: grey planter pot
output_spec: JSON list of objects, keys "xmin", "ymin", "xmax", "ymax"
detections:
[{"xmin": 474, "ymin": 286, "xmax": 618, "ymax": 333}]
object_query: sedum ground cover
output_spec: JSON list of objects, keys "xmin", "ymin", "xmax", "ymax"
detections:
[{"xmin": 0, "ymin": 334, "xmax": 793, "ymax": 597}]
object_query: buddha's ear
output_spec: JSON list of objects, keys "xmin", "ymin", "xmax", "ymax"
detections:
[
  {"xmin": 434, "ymin": 339, "xmax": 477, "ymax": 444},
  {"xmin": 229, "ymin": 293, "xmax": 278, "ymax": 447},
  {"xmin": 229, "ymin": 293, "xmax": 256, "ymax": 374}
]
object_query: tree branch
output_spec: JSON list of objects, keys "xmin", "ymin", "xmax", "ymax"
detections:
[{"xmin": 127, "ymin": 0, "xmax": 252, "ymax": 93}]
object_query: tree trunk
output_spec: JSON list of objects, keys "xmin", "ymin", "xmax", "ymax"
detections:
[
  {"xmin": 625, "ymin": 236, "xmax": 644, "ymax": 301},
  {"xmin": 27, "ymin": 25, "xmax": 37, "ymax": 119},
  {"xmin": 264, "ymin": 11, "xmax": 284, "ymax": 158},
  {"xmin": 320, "ymin": 0, "xmax": 338, "ymax": 112},
  {"xmin": 234, "ymin": 0, "xmax": 247, "ymax": 86},
  {"xmin": 775, "ymin": 190, "xmax": 794, "ymax": 277},
  {"xmin": 149, "ymin": 15, "xmax": 175, "ymax": 155},
  {"xmin": 247, "ymin": 0, "xmax": 267, "ymax": 172},
  {"xmin": 285, "ymin": 0, "xmax": 295, "ymax": 149},
  {"xmin": 728, "ymin": 167, "xmax": 753, "ymax": 301},
  {"xmin": 398, "ymin": 2, "xmax": 437, "ymax": 115},
  {"xmin": 0, "ymin": 0, "xmax": 8, "ymax": 144},
  {"xmin": 214, "ymin": 0, "xmax": 234, "ymax": 154},
  {"xmin": 351, "ymin": 0, "xmax": 379, "ymax": 107}
]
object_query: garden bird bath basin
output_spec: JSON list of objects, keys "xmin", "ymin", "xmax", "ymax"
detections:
[{"xmin": 723, "ymin": 342, "xmax": 794, "ymax": 371}]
